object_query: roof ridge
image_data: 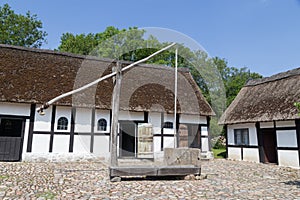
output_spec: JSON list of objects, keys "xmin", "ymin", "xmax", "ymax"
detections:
[
  {"xmin": 246, "ymin": 67, "xmax": 300, "ymax": 86},
  {"xmin": 0, "ymin": 44, "xmax": 189, "ymax": 72}
]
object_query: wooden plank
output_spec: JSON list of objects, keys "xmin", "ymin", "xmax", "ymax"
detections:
[
  {"xmin": 110, "ymin": 166, "xmax": 158, "ymax": 177},
  {"xmin": 110, "ymin": 62, "xmax": 122, "ymax": 167},
  {"xmin": 109, "ymin": 166, "xmax": 201, "ymax": 177},
  {"xmin": 158, "ymin": 166, "xmax": 201, "ymax": 176}
]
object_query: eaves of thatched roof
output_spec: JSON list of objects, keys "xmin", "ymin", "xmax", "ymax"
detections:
[
  {"xmin": 219, "ymin": 67, "xmax": 300, "ymax": 125},
  {"xmin": 0, "ymin": 44, "xmax": 214, "ymax": 116}
]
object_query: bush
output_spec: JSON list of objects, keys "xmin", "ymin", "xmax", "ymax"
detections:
[{"xmin": 213, "ymin": 136, "xmax": 226, "ymax": 149}]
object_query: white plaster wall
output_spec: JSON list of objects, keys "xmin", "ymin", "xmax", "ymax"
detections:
[
  {"xmin": 227, "ymin": 123, "xmax": 257, "ymax": 145},
  {"xmin": 54, "ymin": 106, "xmax": 71, "ymax": 132},
  {"xmin": 153, "ymin": 136, "xmax": 161, "ymax": 152},
  {"xmin": 276, "ymin": 130, "xmax": 298, "ymax": 147},
  {"xmin": 228, "ymin": 147, "xmax": 242, "ymax": 160},
  {"xmin": 148, "ymin": 112, "xmax": 161, "ymax": 135},
  {"xmin": 32, "ymin": 134, "xmax": 50, "ymax": 153},
  {"xmin": 52, "ymin": 135, "xmax": 70, "ymax": 153},
  {"xmin": 93, "ymin": 135, "xmax": 110, "ymax": 156},
  {"xmin": 278, "ymin": 150, "xmax": 299, "ymax": 168},
  {"xmin": 164, "ymin": 137, "xmax": 175, "ymax": 148},
  {"xmin": 73, "ymin": 135, "xmax": 90, "ymax": 153},
  {"xmin": 34, "ymin": 105, "xmax": 52, "ymax": 131},
  {"xmin": 0, "ymin": 103, "xmax": 30, "ymax": 116},
  {"xmin": 164, "ymin": 114, "xmax": 174, "ymax": 123},
  {"xmin": 75, "ymin": 108, "xmax": 92, "ymax": 133},
  {"xmin": 201, "ymin": 137, "xmax": 209, "ymax": 152},
  {"xmin": 179, "ymin": 114, "xmax": 207, "ymax": 124},
  {"xmin": 119, "ymin": 111, "xmax": 144, "ymax": 121},
  {"xmin": 243, "ymin": 148, "xmax": 259, "ymax": 163},
  {"xmin": 276, "ymin": 120, "xmax": 296, "ymax": 128},
  {"xmin": 260, "ymin": 122, "xmax": 274, "ymax": 128},
  {"xmin": 201, "ymin": 126, "xmax": 208, "ymax": 136},
  {"xmin": 163, "ymin": 114, "xmax": 175, "ymax": 135},
  {"xmin": 95, "ymin": 110, "xmax": 110, "ymax": 133},
  {"xmin": 22, "ymin": 119, "xmax": 30, "ymax": 158}
]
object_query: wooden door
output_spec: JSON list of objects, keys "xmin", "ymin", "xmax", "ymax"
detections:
[
  {"xmin": 262, "ymin": 129, "xmax": 277, "ymax": 163},
  {"xmin": 0, "ymin": 118, "xmax": 25, "ymax": 161}
]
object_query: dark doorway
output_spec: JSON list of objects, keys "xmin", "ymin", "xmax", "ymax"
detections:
[
  {"xmin": 0, "ymin": 117, "xmax": 26, "ymax": 161},
  {"xmin": 119, "ymin": 121, "xmax": 136, "ymax": 157},
  {"xmin": 188, "ymin": 124, "xmax": 201, "ymax": 148},
  {"xmin": 261, "ymin": 129, "xmax": 277, "ymax": 164}
]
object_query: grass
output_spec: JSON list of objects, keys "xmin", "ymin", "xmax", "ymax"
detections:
[
  {"xmin": 212, "ymin": 148, "xmax": 226, "ymax": 159},
  {"xmin": 36, "ymin": 191, "xmax": 56, "ymax": 199}
]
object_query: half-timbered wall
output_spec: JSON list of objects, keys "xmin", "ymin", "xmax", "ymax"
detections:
[
  {"xmin": 227, "ymin": 120, "xmax": 300, "ymax": 168},
  {"xmin": 0, "ymin": 102, "xmax": 211, "ymax": 161}
]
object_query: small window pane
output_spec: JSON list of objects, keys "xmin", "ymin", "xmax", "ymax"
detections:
[
  {"xmin": 234, "ymin": 129, "xmax": 249, "ymax": 145},
  {"xmin": 98, "ymin": 118, "xmax": 107, "ymax": 131},
  {"xmin": 57, "ymin": 117, "xmax": 68, "ymax": 130},
  {"xmin": 163, "ymin": 122, "xmax": 173, "ymax": 129}
]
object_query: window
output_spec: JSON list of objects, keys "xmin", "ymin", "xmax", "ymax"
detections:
[
  {"xmin": 97, "ymin": 118, "xmax": 107, "ymax": 131},
  {"xmin": 234, "ymin": 129, "xmax": 249, "ymax": 145},
  {"xmin": 163, "ymin": 121, "xmax": 173, "ymax": 129},
  {"xmin": 57, "ymin": 117, "xmax": 68, "ymax": 130}
]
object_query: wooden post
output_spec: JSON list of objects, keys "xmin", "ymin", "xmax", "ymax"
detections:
[{"xmin": 110, "ymin": 62, "xmax": 122, "ymax": 167}]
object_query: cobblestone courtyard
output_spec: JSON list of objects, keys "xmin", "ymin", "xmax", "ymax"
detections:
[{"xmin": 0, "ymin": 159, "xmax": 299, "ymax": 199}]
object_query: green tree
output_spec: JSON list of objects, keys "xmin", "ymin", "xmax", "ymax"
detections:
[
  {"xmin": 0, "ymin": 4, "xmax": 47, "ymax": 48},
  {"xmin": 57, "ymin": 27, "xmax": 263, "ymax": 138}
]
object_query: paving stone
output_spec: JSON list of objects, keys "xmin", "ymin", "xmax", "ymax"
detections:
[{"xmin": 0, "ymin": 160, "xmax": 299, "ymax": 199}]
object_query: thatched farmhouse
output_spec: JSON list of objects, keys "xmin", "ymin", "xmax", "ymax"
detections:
[
  {"xmin": 220, "ymin": 68, "xmax": 300, "ymax": 168},
  {"xmin": 0, "ymin": 44, "xmax": 214, "ymax": 161}
]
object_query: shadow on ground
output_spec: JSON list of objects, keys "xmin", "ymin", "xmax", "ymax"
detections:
[{"xmin": 284, "ymin": 180, "xmax": 300, "ymax": 188}]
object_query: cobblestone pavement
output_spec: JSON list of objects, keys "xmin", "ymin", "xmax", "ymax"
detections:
[{"xmin": 0, "ymin": 159, "xmax": 299, "ymax": 199}]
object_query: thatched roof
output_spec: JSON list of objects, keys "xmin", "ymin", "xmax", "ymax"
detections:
[
  {"xmin": 0, "ymin": 44, "xmax": 214, "ymax": 116},
  {"xmin": 219, "ymin": 68, "xmax": 300, "ymax": 125}
]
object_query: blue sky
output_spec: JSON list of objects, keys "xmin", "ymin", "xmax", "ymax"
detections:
[{"xmin": 2, "ymin": 0, "xmax": 300, "ymax": 76}]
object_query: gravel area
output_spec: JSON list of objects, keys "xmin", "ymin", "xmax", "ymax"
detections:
[{"xmin": 0, "ymin": 159, "xmax": 299, "ymax": 199}]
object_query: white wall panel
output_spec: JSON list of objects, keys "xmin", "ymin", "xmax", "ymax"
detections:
[
  {"xmin": 149, "ymin": 112, "xmax": 161, "ymax": 135},
  {"xmin": 243, "ymin": 148, "xmax": 259, "ymax": 163},
  {"xmin": 201, "ymin": 126, "xmax": 208, "ymax": 136},
  {"xmin": 260, "ymin": 122, "xmax": 274, "ymax": 128},
  {"xmin": 153, "ymin": 136, "xmax": 161, "ymax": 152},
  {"xmin": 75, "ymin": 108, "xmax": 92, "ymax": 133},
  {"xmin": 73, "ymin": 135, "xmax": 90, "ymax": 153},
  {"xmin": 278, "ymin": 150, "xmax": 299, "ymax": 168},
  {"xmin": 119, "ymin": 111, "xmax": 144, "ymax": 121},
  {"xmin": 201, "ymin": 137, "xmax": 209, "ymax": 152},
  {"xmin": 93, "ymin": 135, "xmax": 110, "ymax": 156},
  {"xmin": 32, "ymin": 134, "xmax": 50, "ymax": 153},
  {"xmin": 228, "ymin": 147, "xmax": 241, "ymax": 160},
  {"xmin": 22, "ymin": 119, "xmax": 30, "ymax": 157},
  {"xmin": 0, "ymin": 103, "xmax": 30, "ymax": 116},
  {"xmin": 163, "ymin": 137, "xmax": 174, "ymax": 149},
  {"xmin": 276, "ymin": 120, "xmax": 295, "ymax": 128},
  {"xmin": 34, "ymin": 105, "xmax": 52, "ymax": 131},
  {"xmin": 179, "ymin": 114, "xmax": 207, "ymax": 124},
  {"xmin": 276, "ymin": 130, "xmax": 298, "ymax": 147},
  {"xmin": 95, "ymin": 110, "xmax": 110, "ymax": 133},
  {"xmin": 52, "ymin": 135, "xmax": 70, "ymax": 153},
  {"xmin": 54, "ymin": 106, "xmax": 71, "ymax": 132}
]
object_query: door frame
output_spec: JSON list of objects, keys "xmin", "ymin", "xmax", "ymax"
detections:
[
  {"xmin": 0, "ymin": 115, "xmax": 27, "ymax": 161},
  {"xmin": 259, "ymin": 128, "xmax": 278, "ymax": 164},
  {"xmin": 118, "ymin": 120, "xmax": 146, "ymax": 158}
]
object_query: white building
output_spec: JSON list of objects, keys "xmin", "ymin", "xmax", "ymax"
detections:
[
  {"xmin": 219, "ymin": 68, "xmax": 300, "ymax": 168},
  {"xmin": 0, "ymin": 44, "xmax": 214, "ymax": 161}
]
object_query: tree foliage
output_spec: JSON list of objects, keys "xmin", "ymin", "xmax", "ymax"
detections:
[
  {"xmin": 0, "ymin": 4, "xmax": 47, "ymax": 48},
  {"xmin": 57, "ymin": 26, "xmax": 263, "ymax": 137}
]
